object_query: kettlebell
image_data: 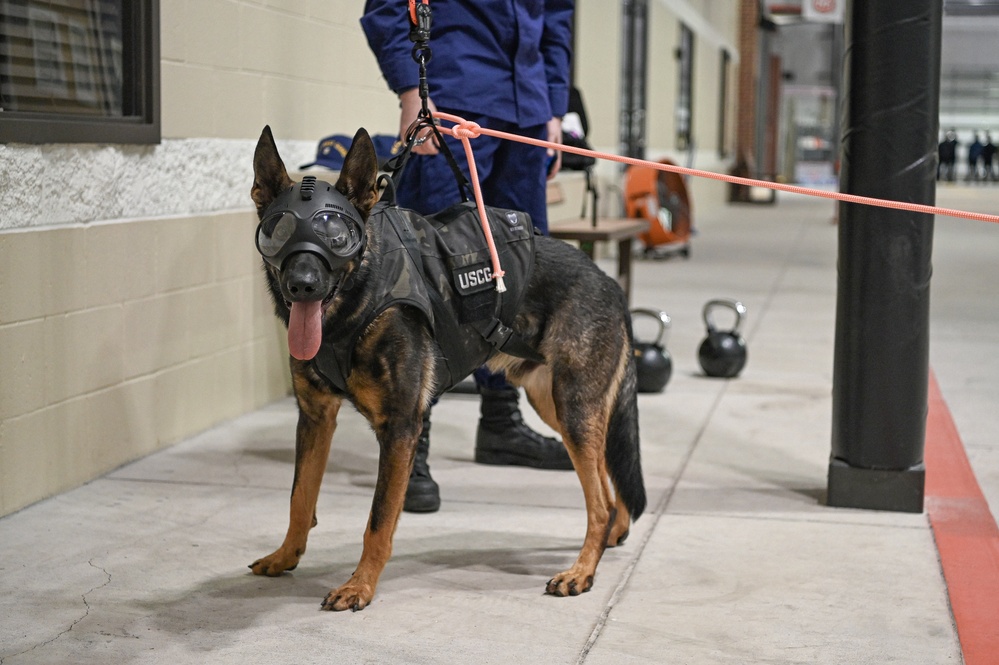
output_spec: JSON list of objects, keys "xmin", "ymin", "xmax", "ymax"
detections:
[
  {"xmin": 698, "ymin": 299, "xmax": 748, "ymax": 378},
  {"xmin": 631, "ymin": 308, "xmax": 673, "ymax": 393}
]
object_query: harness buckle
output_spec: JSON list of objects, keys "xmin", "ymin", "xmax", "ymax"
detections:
[
  {"xmin": 477, "ymin": 318, "xmax": 546, "ymax": 364},
  {"xmin": 481, "ymin": 319, "xmax": 513, "ymax": 348}
]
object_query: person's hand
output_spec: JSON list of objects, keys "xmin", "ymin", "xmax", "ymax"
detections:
[
  {"xmin": 546, "ymin": 116, "xmax": 563, "ymax": 180},
  {"xmin": 399, "ymin": 88, "xmax": 440, "ymax": 155}
]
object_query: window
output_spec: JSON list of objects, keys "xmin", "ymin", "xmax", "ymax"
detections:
[
  {"xmin": 718, "ymin": 48, "xmax": 730, "ymax": 157},
  {"xmin": 675, "ymin": 23, "xmax": 694, "ymax": 151},
  {"xmin": 620, "ymin": 0, "xmax": 648, "ymax": 159},
  {"xmin": 0, "ymin": 0, "xmax": 159, "ymax": 144}
]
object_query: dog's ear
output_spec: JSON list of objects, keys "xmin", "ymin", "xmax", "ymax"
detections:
[
  {"xmin": 336, "ymin": 128, "xmax": 379, "ymax": 220},
  {"xmin": 251, "ymin": 126, "xmax": 293, "ymax": 215}
]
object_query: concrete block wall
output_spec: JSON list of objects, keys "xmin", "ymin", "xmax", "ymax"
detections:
[
  {"xmin": 159, "ymin": 0, "xmax": 399, "ymax": 141},
  {"xmin": 0, "ymin": 212, "xmax": 290, "ymax": 516}
]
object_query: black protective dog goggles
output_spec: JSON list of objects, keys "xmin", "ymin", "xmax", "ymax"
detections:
[{"xmin": 255, "ymin": 176, "xmax": 365, "ymax": 270}]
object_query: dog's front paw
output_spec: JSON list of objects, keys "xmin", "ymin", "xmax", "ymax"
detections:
[
  {"xmin": 545, "ymin": 567, "xmax": 595, "ymax": 597},
  {"xmin": 320, "ymin": 577, "xmax": 375, "ymax": 612},
  {"xmin": 248, "ymin": 547, "xmax": 302, "ymax": 577}
]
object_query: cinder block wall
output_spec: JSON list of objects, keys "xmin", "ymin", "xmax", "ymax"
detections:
[
  {"xmin": 0, "ymin": 0, "xmax": 399, "ymax": 517},
  {"xmin": 0, "ymin": 213, "xmax": 289, "ymax": 514}
]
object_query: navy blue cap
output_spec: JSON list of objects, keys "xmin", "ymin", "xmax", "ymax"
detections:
[
  {"xmin": 300, "ymin": 133, "xmax": 406, "ymax": 171},
  {"xmin": 372, "ymin": 134, "xmax": 405, "ymax": 164},
  {"xmin": 299, "ymin": 134, "xmax": 353, "ymax": 170}
]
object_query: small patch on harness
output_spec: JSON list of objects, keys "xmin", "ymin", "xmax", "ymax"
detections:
[{"xmin": 454, "ymin": 263, "xmax": 495, "ymax": 296}]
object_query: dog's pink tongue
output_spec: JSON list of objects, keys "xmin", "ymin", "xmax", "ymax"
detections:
[{"xmin": 288, "ymin": 301, "xmax": 323, "ymax": 361}]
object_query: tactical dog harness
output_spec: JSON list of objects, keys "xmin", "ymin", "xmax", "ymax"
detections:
[{"xmin": 312, "ymin": 198, "xmax": 542, "ymax": 394}]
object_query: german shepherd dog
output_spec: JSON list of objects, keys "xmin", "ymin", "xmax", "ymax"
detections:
[{"xmin": 248, "ymin": 126, "xmax": 645, "ymax": 611}]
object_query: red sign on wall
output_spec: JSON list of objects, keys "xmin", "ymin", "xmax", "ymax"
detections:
[{"xmin": 803, "ymin": 0, "xmax": 844, "ymax": 23}]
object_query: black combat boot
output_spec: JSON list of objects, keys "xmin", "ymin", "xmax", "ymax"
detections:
[
  {"xmin": 474, "ymin": 387, "xmax": 573, "ymax": 470},
  {"xmin": 404, "ymin": 411, "xmax": 440, "ymax": 513}
]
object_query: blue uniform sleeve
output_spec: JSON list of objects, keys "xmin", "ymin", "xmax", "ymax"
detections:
[
  {"xmin": 542, "ymin": 0, "xmax": 574, "ymax": 119},
  {"xmin": 361, "ymin": 0, "xmax": 419, "ymax": 94}
]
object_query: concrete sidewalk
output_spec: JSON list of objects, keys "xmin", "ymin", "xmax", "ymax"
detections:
[{"xmin": 2, "ymin": 185, "xmax": 996, "ymax": 664}]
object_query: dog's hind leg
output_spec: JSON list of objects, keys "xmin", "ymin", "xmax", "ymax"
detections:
[
  {"xmin": 528, "ymin": 359, "xmax": 617, "ymax": 595},
  {"xmin": 250, "ymin": 367, "xmax": 341, "ymax": 577},
  {"xmin": 517, "ymin": 365, "xmax": 559, "ymax": 432},
  {"xmin": 538, "ymin": 331, "xmax": 638, "ymax": 595},
  {"xmin": 522, "ymin": 347, "xmax": 642, "ymax": 552},
  {"xmin": 545, "ymin": 406, "xmax": 617, "ymax": 597}
]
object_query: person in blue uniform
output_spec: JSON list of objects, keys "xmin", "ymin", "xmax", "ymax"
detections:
[{"xmin": 361, "ymin": 0, "xmax": 575, "ymax": 513}]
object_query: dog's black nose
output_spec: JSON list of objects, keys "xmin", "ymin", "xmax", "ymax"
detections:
[
  {"xmin": 281, "ymin": 252, "xmax": 334, "ymax": 302},
  {"xmin": 289, "ymin": 278, "xmax": 317, "ymax": 297}
]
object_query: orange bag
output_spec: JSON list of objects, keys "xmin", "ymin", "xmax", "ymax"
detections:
[{"xmin": 624, "ymin": 159, "xmax": 692, "ymax": 255}]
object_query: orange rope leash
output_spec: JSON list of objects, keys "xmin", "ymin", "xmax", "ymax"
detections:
[
  {"xmin": 440, "ymin": 117, "xmax": 508, "ymax": 292},
  {"xmin": 433, "ymin": 111, "xmax": 999, "ymax": 226}
]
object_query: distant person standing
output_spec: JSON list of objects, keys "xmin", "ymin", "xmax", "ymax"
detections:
[
  {"xmin": 937, "ymin": 129, "xmax": 958, "ymax": 182},
  {"xmin": 981, "ymin": 132, "xmax": 997, "ymax": 182},
  {"xmin": 966, "ymin": 132, "xmax": 984, "ymax": 182}
]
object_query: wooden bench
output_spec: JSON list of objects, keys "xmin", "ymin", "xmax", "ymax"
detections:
[
  {"xmin": 546, "ymin": 173, "xmax": 647, "ymax": 303},
  {"xmin": 548, "ymin": 217, "xmax": 648, "ymax": 304}
]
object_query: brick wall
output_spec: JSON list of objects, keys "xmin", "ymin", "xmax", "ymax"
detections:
[{"xmin": 736, "ymin": 0, "xmax": 759, "ymax": 166}]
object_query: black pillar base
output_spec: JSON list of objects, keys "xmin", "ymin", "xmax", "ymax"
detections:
[{"xmin": 826, "ymin": 458, "xmax": 925, "ymax": 513}]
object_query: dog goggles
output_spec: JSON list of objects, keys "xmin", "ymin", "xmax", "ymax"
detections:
[{"xmin": 256, "ymin": 176, "xmax": 365, "ymax": 270}]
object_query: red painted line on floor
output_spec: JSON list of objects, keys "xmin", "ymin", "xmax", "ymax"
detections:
[{"xmin": 925, "ymin": 371, "xmax": 999, "ymax": 665}]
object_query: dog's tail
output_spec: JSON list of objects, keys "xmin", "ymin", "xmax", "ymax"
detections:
[{"xmin": 605, "ymin": 345, "xmax": 647, "ymax": 521}]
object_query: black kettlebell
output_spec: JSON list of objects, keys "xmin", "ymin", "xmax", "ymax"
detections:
[
  {"xmin": 631, "ymin": 308, "xmax": 672, "ymax": 393},
  {"xmin": 698, "ymin": 299, "xmax": 748, "ymax": 378}
]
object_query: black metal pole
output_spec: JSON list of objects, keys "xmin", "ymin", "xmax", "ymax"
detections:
[{"xmin": 828, "ymin": 0, "xmax": 941, "ymax": 513}]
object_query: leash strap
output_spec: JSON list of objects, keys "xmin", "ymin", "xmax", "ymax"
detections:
[
  {"xmin": 385, "ymin": 0, "xmax": 472, "ymax": 201},
  {"xmin": 381, "ymin": 118, "xmax": 473, "ymax": 204},
  {"xmin": 409, "ymin": 0, "xmax": 433, "ymax": 119}
]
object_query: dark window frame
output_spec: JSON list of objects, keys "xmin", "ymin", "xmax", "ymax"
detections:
[
  {"xmin": 675, "ymin": 23, "xmax": 694, "ymax": 151},
  {"xmin": 620, "ymin": 0, "xmax": 648, "ymax": 159},
  {"xmin": 718, "ymin": 48, "xmax": 730, "ymax": 158},
  {"xmin": 0, "ymin": 0, "xmax": 160, "ymax": 145}
]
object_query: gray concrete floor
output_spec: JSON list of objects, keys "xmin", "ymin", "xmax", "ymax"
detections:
[{"xmin": 2, "ymin": 184, "xmax": 996, "ymax": 664}]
